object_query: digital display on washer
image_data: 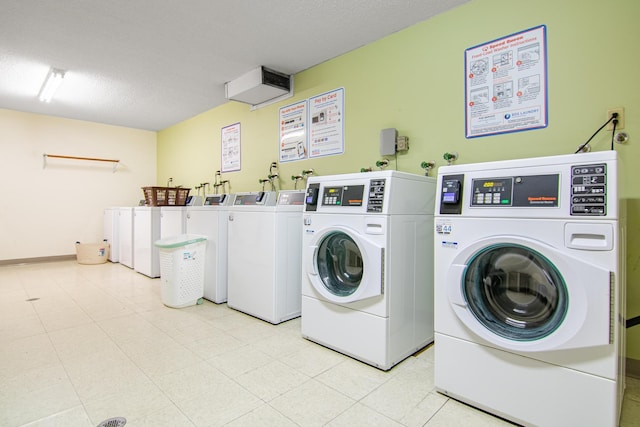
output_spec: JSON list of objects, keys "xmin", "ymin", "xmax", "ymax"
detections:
[
  {"xmin": 471, "ymin": 178, "xmax": 514, "ymax": 206},
  {"xmin": 277, "ymin": 191, "xmax": 305, "ymax": 205},
  {"xmin": 471, "ymin": 174, "xmax": 559, "ymax": 207},
  {"xmin": 204, "ymin": 194, "xmax": 226, "ymax": 205},
  {"xmin": 322, "ymin": 185, "xmax": 364, "ymax": 206}
]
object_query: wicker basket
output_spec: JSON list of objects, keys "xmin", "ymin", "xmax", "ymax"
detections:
[
  {"xmin": 76, "ymin": 241, "xmax": 109, "ymax": 265},
  {"xmin": 142, "ymin": 187, "xmax": 191, "ymax": 206}
]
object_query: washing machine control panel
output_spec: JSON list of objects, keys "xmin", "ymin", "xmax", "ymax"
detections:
[
  {"xmin": 367, "ymin": 179, "xmax": 386, "ymax": 212},
  {"xmin": 570, "ymin": 162, "xmax": 607, "ymax": 216},
  {"xmin": 304, "ymin": 183, "xmax": 320, "ymax": 211},
  {"xmin": 204, "ymin": 194, "xmax": 227, "ymax": 205},
  {"xmin": 471, "ymin": 174, "xmax": 559, "ymax": 208},
  {"xmin": 439, "ymin": 174, "xmax": 464, "ymax": 215},
  {"xmin": 321, "ymin": 185, "xmax": 365, "ymax": 207}
]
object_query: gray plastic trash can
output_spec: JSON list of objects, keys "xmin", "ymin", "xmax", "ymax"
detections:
[{"xmin": 154, "ymin": 234, "xmax": 207, "ymax": 308}]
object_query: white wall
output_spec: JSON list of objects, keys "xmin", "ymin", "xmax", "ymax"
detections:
[{"xmin": 0, "ymin": 109, "xmax": 157, "ymax": 261}]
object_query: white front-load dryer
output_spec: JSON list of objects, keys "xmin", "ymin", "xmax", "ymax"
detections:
[
  {"xmin": 227, "ymin": 190, "xmax": 305, "ymax": 324},
  {"xmin": 185, "ymin": 194, "xmax": 234, "ymax": 303},
  {"xmin": 301, "ymin": 170, "xmax": 436, "ymax": 370},
  {"xmin": 434, "ymin": 151, "xmax": 626, "ymax": 427}
]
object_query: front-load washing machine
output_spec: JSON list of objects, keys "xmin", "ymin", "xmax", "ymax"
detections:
[
  {"xmin": 301, "ymin": 170, "xmax": 436, "ymax": 370},
  {"xmin": 434, "ymin": 151, "xmax": 626, "ymax": 426},
  {"xmin": 227, "ymin": 190, "xmax": 305, "ymax": 324},
  {"xmin": 185, "ymin": 193, "xmax": 234, "ymax": 303}
]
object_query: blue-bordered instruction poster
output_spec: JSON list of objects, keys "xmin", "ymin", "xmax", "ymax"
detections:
[{"xmin": 465, "ymin": 25, "xmax": 548, "ymax": 138}]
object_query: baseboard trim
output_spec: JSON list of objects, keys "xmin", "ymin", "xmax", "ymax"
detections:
[
  {"xmin": 0, "ymin": 255, "xmax": 76, "ymax": 266},
  {"xmin": 628, "ymin": 358, "xmax": 640, "ymax": 379}
]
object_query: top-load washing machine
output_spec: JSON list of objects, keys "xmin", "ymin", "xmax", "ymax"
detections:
[
  {"xmin": 134, "ymin": 206, "xmax": 161, "ymax": 278},
  {"xmin": 227, "ymin": 190, "xmax": 305, "ymax": 324},
  {"xmin": 118, "ymin": 207, "xmax": 134, "ymax": 268},
  {"xmin": 301, "ymin": 170, "xmax": 436, "ymax": 370},
  {"xmin": 160, "ymin": 206, "xmax": 187, "ymax": 239},
  {"xmin": 185, "ymin": 194, "xmax": 234, "ymax": 303},
  {"xmin": 434, "ymin": 151, "xmax": 626, "ymax": 426},
  {"xmin": 104, "ymin": 207, "xmax": 120, "ymax": 262}
]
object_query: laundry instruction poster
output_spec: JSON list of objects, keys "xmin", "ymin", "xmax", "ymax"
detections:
[
  {"xmin": 308, "ymin": 88, "xmax": 344, "ymax": 158},
  {"xmin": 465, "ymin": 25, "xmax": 547, "ymax": 138},
  {"xmin": 279, "ymin": 100, "xmax": 308, "ymax": 162},
  {"xmin": 221, "ymin": 122, "xmax": 241, "ymax": 172}
]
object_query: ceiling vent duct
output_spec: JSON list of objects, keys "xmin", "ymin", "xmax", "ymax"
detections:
[{"xmin": 225, "ymin": 66, "xmax": 292, "ymax": 107}]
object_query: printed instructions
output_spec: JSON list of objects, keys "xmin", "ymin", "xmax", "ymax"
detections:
[
  {"xmin": 221, "ymin": 122, "xmax": 241, "ymax": 172},
  {"xmin": 308, "ymin": 88, "xmax": 344, "ymax": 158},
  {"xmin": 465, "ymin": 25, "xmax": 547, "ymax": 138},
  {"xmin": 279, "ymin": 101, "xmax": 308, "ymax": 162}
]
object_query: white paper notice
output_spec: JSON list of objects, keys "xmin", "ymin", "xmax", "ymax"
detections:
[
  {"xmin": 309, "ymin": 88, "xmax": 344, "ymax": 158},
  {"xmin": 279, "ymin": 101, "xmax": 308, "ymax": 162},
  {"xmin": 465, "ymin": 25, "xmax": 547, "ymax": 138},
  {"xmin": 221, "ymin": 122, "xmax": 241, "ymax": 172}
]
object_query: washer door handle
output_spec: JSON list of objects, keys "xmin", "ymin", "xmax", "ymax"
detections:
[
  {"xmin": 306, "ymin": 245, "xmax": 318, "ymax": 275},
  {"xmin": 447, "ymin": 264, "xmax": 467, "ymax": 307}
]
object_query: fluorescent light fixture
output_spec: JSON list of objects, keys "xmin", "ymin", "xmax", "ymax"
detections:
[{"xmin": 38, "ymin": 67, "xmax": 66, "ymax": 102}]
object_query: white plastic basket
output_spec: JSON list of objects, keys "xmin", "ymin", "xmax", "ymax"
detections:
[
  {"xmin": 76, "ymin": 241, "xmax": 110, "ymax": 265},
  {"xmin": 155, "ymin": 234, "xmax": 206, "ymax": 308}
]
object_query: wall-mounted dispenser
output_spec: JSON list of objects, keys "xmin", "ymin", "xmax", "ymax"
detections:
[
  {"xmin": 380, "ymin": 128, "xmax": 409, "ymax": 155},
  {"xmin": 380, "ymin": 128, "xmax": 398, "ymax": 156}
]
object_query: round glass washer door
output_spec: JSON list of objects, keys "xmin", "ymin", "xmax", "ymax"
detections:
[
  {"xmin": 316, "ymin": 231, "xmax": 364, "ymax": 297},
  {"xmin": 463, "ymin": 244, "xmax": 568, "ymax": 341}
]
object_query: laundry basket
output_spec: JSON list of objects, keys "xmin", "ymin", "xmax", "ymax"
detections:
[
  {"xmin": 154, "ymin": 234, "xmax": 207, "ymax": 308},
  {"xmin": 75, "ymin": 240, "xmax": 110, "ymax": 265}
]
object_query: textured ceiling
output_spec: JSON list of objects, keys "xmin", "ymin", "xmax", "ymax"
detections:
[{"xmin": 0, "ymin": 0, "xmax": 468, "ymax": 131}]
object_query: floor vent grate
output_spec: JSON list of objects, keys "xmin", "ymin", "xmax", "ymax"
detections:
[{"xmin": 97, "ymin": 417, "xmax": 127, "ymax": 427}]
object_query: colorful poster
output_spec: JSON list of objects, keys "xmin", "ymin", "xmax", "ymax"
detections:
[
  {"xmin": 465, "ymin": 25, "xmax": 547, "ymax": 138},
  {"xmin": 279, "ymin": 101, "xmax": 308, "ymax": 162},
  {"xmin": 221, "ymin": 122, "xmax": 241, "ymax": 172},
  {"xmin": 308, "ymin": 88, "xmax": 344, "ymax": 158}
]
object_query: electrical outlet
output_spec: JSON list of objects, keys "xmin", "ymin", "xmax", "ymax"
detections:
[{"xmin": 606, "ymin": 107, "xmax": 624, "ymax": 130}]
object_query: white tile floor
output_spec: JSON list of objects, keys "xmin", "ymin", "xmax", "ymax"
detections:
[{"xmin": 1, "ymin": 260, "xmax": 639, "ymax": 427}]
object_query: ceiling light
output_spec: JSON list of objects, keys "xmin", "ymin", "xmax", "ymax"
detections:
[{"xmin": 38, "ymin": 67, "xmax": 66, "ymax": 103}]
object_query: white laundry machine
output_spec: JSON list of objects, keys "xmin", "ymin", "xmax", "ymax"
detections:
[
  {"xmin": 434, "ymin": 151, "xmax": 626, "ymax": 426},
  {"xmin": 301, "ymin": 171, "xmax": 436, "ymax": 370},
  {"xmin": 227, "ymin": 190, "xmax": 305, "ymax": 324},
  {"xmin": 134, "ymin": 206, "xmax": 161, "ymax": 278},
  {"xmin": 118, "ymin": 207, "xmax": 134, "ymax": 268},
  {"xmin": 160, "ymin": 206, "xmax": 187, "ymax": 238},
  {"xmin": 185, "ymin": 194, "xmax": 234, "ymax": 303},
  {"xmin": 104, "ymin": 207, "xmax": 120, "ymax": 262}
]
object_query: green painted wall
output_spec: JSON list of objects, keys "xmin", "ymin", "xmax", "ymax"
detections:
[{"xmin": 158, "ymin": 0, "xmax": 640, "ymax": 359}]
